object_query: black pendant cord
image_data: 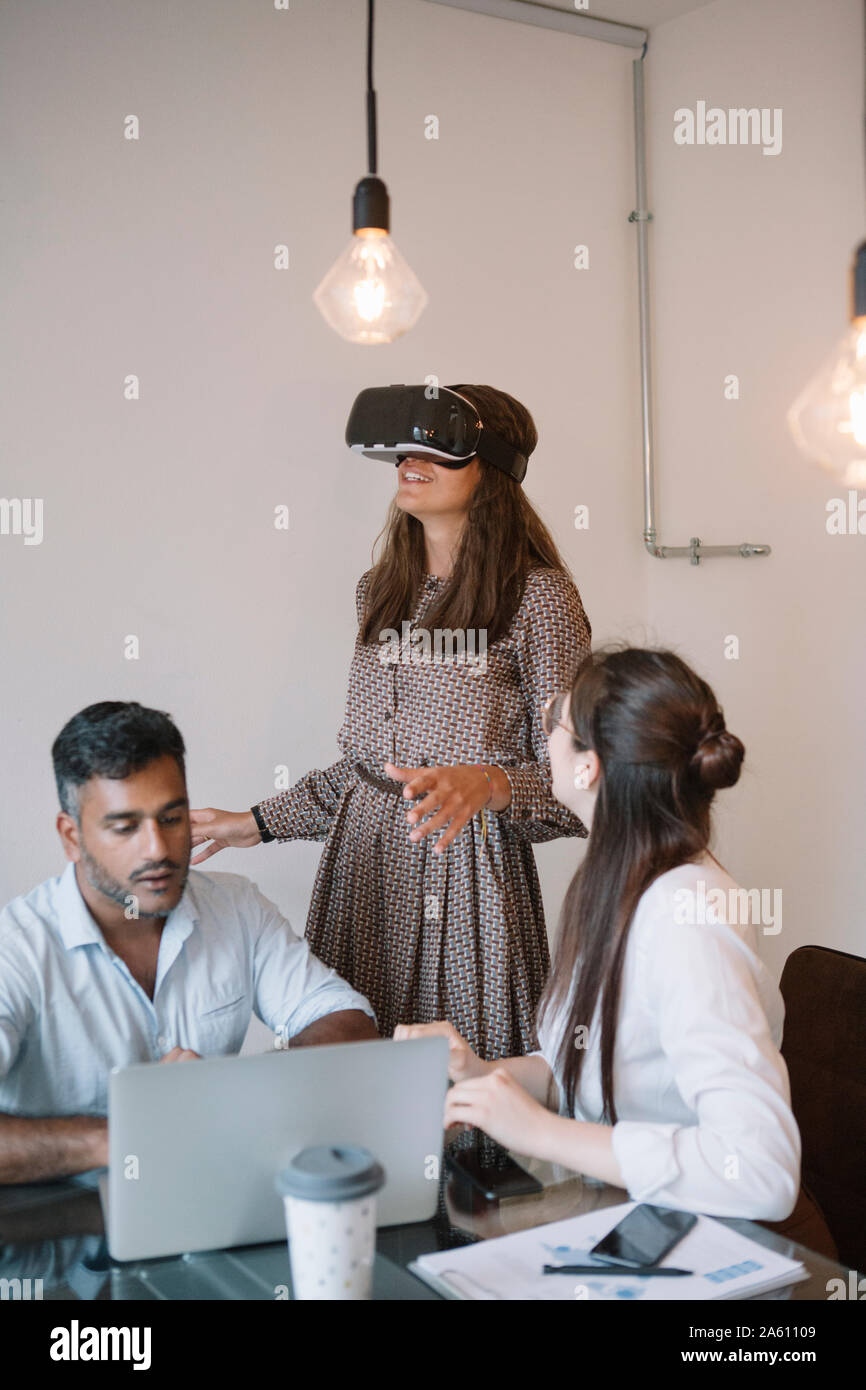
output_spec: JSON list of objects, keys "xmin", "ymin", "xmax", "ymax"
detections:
[
  {"xmin": 351, "ymin": 0, "xmax": 388, "ymax": 234},
  {"xmin": 367, "ymin": 0, "xmax": 377, "ymax": 175}
]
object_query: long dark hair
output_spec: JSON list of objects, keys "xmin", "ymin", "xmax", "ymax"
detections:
[
  {"xmin": 360, "ymin": 383, "xmax": 570, "ymax": 646},
  {"xmin": 536, "ymin": 646, "xmax": 746, "ymax": 1123}
]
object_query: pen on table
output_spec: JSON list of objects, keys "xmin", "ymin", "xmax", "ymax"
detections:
[{"xmin": 542, "ymin": 1263, "xmax": 693, "ymax": 1277}]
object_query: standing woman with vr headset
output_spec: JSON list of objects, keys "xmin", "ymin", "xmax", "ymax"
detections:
[{"xmin": 190, "ymin": 384, "xmax": 591, "ymax": 1060}]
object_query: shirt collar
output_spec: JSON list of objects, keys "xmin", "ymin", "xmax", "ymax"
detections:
[{"xmin": 55, "ymin": 861, "xmax": 199, "ymax": 953}]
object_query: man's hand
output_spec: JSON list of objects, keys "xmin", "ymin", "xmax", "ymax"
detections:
[{"xmin": 159, "ymin": 1047, "xmax": 202, "ymax": 1063}]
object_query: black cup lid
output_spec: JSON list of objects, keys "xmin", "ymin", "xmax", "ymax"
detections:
[{"xmin": 275, "ymin": 1145, "xmax": 385, "ymax": 1202}]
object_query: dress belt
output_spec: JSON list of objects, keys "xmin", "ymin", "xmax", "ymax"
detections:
[
  {"xmin": 353, "ymin": 761, "xmax": 407, "ymax": 797},
  {"xmin": 352, "ymin": 758, "xmax": 493, "ymax": 842}
]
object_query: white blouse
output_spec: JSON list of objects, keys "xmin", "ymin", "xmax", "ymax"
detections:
[{"xmin": 535, "ymin": 855, "xmax": 801, "ymax": 1221}]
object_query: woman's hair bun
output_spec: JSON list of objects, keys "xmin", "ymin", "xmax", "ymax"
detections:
[{"xmin": 690, "ymin": 722, "xmax": 745, "ymax": 790}]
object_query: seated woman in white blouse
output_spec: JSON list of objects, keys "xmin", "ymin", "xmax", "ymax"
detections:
[{"xmin": 396, "ymin": 645, "xmax": 800, "ymax": 1221}]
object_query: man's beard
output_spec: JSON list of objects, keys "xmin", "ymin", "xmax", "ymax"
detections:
[{"xmin": 79, "ymin": 843, "xmax": 189, "ymax": 920}]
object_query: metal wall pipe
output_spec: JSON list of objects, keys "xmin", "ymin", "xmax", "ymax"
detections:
[{"xmin": 424, "ymin": 0, "xmax": 772, "ymax": 565}]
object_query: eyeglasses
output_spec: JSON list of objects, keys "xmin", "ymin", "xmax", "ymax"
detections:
[
  {"xmin": 542, "ymin": 690, "xmax": 589, "ymax": 749},
  {"xmin": 542, "ymin": 691, "xmax": 572, "ymax": 739}
]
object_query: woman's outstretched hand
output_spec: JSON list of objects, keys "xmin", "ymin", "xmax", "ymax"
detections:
[
  {"xmin": 189, "ymin": 808, "xmax": 262, "ymax": 865},
  {"xmin": 384, "ymin": 762, "xmax": 511, "ymax": 854},
  {"xmin": 393, "ymin": 1020, "xmax": 492, "ymax": 1084}
]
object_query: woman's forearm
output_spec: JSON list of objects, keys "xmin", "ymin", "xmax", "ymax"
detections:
[
  {"xmin": 496, "ymin": 1054, "xmax": 558, "ymax": 1107},
  {"xmin": 534, "ymin": 1113, "xmax": 625, "ymax": 1188}
]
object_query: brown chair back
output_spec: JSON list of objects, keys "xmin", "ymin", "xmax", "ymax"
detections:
[{"xmin": 773, "ymin": 944, "xmax": 866, "ymax": 1272}]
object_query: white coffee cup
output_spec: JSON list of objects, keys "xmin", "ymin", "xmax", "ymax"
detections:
[{"xmin": 275, "ymin": 1145, "xmax": 386, "ymax": 1300}]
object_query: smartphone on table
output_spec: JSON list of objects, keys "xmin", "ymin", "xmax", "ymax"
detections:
[
  {"xmin": 444, "ymin": 1129, "xmax": 543, "ymax": 1200},
  {"xmin": 589, "ymin": 1203, "xmax": 697, "ymax": 1268}
]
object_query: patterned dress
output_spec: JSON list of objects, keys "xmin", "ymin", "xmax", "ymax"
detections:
[{"xmin": 257, "ymin": 565, "xmax": 592, "ymax": 1060}]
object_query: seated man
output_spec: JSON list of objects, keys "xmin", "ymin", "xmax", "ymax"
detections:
[{"xmin": 0, "ymin": 701, "xmax": 379, "ymax": 1184}]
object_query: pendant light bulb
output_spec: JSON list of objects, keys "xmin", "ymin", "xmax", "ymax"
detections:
[
  {"xmin": 787, "ymin": 241, "xmax": 866, "ymax": 489},
  {"xmin": 313, "ymin": 180, "xmax": 428, "ymax": 346},
  {"xmin": 313, "ymin": 0, "xmax": 428, "ymax": 346}
]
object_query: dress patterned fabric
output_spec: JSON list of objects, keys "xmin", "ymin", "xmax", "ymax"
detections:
[{"xmin": 257, "ymin": 565, "xmax": 592, "ymax": 1060}]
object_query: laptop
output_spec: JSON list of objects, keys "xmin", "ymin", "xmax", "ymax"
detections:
[{"xmin": 100, "ymin": 1035, "xmax": 449, "ymax": 1262}]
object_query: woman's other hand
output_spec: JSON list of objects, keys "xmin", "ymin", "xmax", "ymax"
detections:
[
  {"xmin": 189, "ymin": 808, "xmax": 262, "ymax": 865},
  {"xmin": 384, "ymin": 762, "xmax": 511, "ymax": 854},
  {"xmin": 444, "ymin": 1067, "xmax": 553, "ymax": 1154},
  {"xmin": 393, "ymin": 1020, "xmax": 492, "ymax": 1084}
]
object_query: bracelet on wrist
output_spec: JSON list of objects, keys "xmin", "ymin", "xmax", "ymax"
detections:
[
  {"xmin": 480, "ymin": 765, "xmax": 496, "ymax": 808},
  {"xmin": 250, "ymin": 804, "xmax": 275, "ymax": 843}
]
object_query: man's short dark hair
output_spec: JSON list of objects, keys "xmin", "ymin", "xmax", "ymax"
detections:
[{"xmin": 52, "ymin": 702, "xmax": 186, "ymax": 821}]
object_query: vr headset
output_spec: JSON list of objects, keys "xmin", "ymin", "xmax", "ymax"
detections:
[{"xmin": 345, "ymin": 384, "xmax": 530, "ymax": 483}]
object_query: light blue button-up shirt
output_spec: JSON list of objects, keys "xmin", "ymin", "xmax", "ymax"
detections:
[{"xmin": 0, "ymin": 863, "xmax": 376, "ymax": 1118}]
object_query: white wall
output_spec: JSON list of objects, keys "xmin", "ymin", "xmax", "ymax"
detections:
[
  {"xmin": 0, "ymin": 0, "xmax": 641, "ymax": 1032},
  {"xmin": 1, "ymin": 0, "xmax": 862, "ymax": 1043},
  {"xmin": 645, "ymin": 0, "xmax": 866, "ymax": 971}
]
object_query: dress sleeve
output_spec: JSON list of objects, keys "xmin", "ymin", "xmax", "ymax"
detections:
[
  {"xmin": 497, "ymin": 567, "xmax": 592, "ymax": 843},
  {"xmin": 254, "ymin": 573, "xmax": 371, "ymax": 843},
  {"xmin": 610, "ymin": 906, "xmax": 801, "ymax": 1221},
  {"xmin": 255, "ymin": 759, "xmax": 358, "ymax": 843}
]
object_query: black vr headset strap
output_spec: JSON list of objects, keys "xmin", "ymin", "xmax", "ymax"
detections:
[{"xmin": 476, "ymin": 427, "xmax": 528, "ymax": 484}]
